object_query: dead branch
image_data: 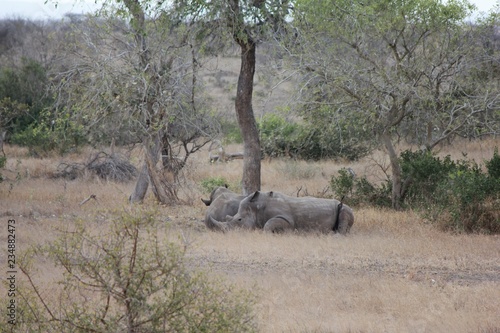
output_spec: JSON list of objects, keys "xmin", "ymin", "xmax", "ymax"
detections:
[
  {"xmin": 79, "ymin": 194, "xmax": 97, "ymax": 206},
  {"xmin": 54, "ymin": 151, "xmax": 137, "ymax": 182}
]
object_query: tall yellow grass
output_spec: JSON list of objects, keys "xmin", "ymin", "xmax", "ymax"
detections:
[{"xmin": 1, "ymin": 139, "xmax": 499, "ymax": 332}]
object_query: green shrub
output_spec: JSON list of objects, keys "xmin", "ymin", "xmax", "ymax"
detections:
[
  {"xmin": 330, "ymin": 168, "xmax": 391, "ymax": 207},
  {"xmin": 10, "ymin": 109, "xmax": 86, "ymax": 155},
  {"xmin": 330, "ymin": 168, "xmax": 355, "ymax": 199},
  {"xmin": 442, "ymin": 167, "xmax": 500, "ymax": 233},
  {"xmin": 332, "ymin": 149, "xmax": 500, "ymax": 233},
  {"xmin": 486, "ymin": 147, "xmax": 500, "ymax": 179},
  {"xmin": 221, "ymin": 119, "xmax": 243, "ymax": 144},
  {"xmin": 259, "ymin": 113, "xmax": 301, "ymax": 158},
  {"xmin": 399, "ymin": 149, "xmax": 458, "ymax": 206},
  {"xmin": 296, "ymin": 124, "xmax": 370, "ymax": 161},
  {"xmin": 299, "ymin": 105, "xmax": 373, "ymax": 161},
  {"xmin": 0, "ymin": 155, "xmax": 5, "ymax": 182},
  {"xmin": 0, "ymin": 59, "xmax": 85, "ymax": 155},
  {"xmin": 0, "ymin": 59, "xmax": 53, "ymax": 136},
  {"xmin": 200, "ymin": 176, "xmax": 229, "ymax": 193},
  {"xmin": 13, "ymin": 209, "xmax": 257, "ymax": 333},
  {"xmin": 257, "ymin": 112, "xmax": 371, "ymax": 161},
  {"xmin": 399, "ymin": 149, "xmax": 500, "ymax": 233}
]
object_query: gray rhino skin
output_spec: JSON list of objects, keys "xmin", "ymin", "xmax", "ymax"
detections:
[
  {"xmin": 201, "ymin": 186, "xmax": 246, "ymax": 230},
  {"xmin": 207, "ymin": 191, "xmax": 354, "ymax": 234}
]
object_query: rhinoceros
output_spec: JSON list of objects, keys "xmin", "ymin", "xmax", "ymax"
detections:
[
  {"xmin": 207, "ymin": 191, "xmax": 354, "ymax": 234},
  {"xmin": 201, "ymin": 186, "xmax": 246, "ymax": 230}
]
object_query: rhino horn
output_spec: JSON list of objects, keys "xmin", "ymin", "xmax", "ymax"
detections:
[
  {"xmin": 201, "ymin": 198, "xmax": 211, "ymax": 206},
  {"xmin": 250, "ymin": 191, "xmax": 260, "ymax": 202},
  {"xmin": 207, "ymin": 216, "xmax": 227, "ymax": 232}
]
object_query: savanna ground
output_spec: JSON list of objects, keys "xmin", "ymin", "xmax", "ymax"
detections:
[{"xmin": 1, "ymin": 139, "xmax": 499, "ymax": 333}]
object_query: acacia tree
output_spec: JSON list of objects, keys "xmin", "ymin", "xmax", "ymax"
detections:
[
  {"xmin": 175, "ymin": 0, "xmax": 291, "ymax": 194},
  {"xmin": 53, "ymin": 1, "xmax": 219, "ymax": 203},
  {"xmin": 290, "ymin": 0, "xmax": 500, "ymax": 209}
]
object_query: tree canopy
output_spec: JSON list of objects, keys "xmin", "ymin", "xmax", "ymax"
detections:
[{"xmin": 287, "ymin": 0, "xmax": 499, "ymax": 207}]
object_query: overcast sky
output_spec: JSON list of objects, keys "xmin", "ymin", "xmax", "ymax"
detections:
[
  {"xmin": 0, "ymin": 0, "xmax": 498, "ymax": 20},
  {"xmin": 0, "ymin": 0, "xmax": 101, "ymax": 20}
]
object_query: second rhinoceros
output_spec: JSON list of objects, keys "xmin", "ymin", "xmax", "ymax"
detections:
[
  {"xmin": 207, "ymin": 191, "xmax": 354, "ymax": 234},
  {"xmin": 201, "ymin": 186, "xmax": 246, "ymax": 230}
]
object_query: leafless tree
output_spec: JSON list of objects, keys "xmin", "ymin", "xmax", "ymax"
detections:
[{"xmin": 52, "ymin": 2, "xmax": 220, "ymax": 203}]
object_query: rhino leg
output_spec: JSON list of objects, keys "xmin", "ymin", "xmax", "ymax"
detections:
[
  {"xmin": 337, "ymin": 206, "xmax": 354, "ymax": 235},
  {"xmin": 263, "ymin": 216, "xmax": 293, "ymax": 233}
]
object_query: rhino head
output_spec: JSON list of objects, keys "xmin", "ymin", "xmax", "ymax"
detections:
[
  {"xmin": 207, "ymin": 191, "xmax": 271, "ymax": 231},
  {"xmin": 203, "ymin": 186, "xmax": 248, "ymax": 231}
]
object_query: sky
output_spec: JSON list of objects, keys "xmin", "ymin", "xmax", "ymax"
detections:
[
  {"xmin": 0, "ymin": 0, "xmax": 101, "ymax": 20},
  {"xmin": 0, "ymin": 0, "xmax": 498, "ymax": 20}
]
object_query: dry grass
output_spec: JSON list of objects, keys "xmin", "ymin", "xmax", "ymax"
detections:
[
  {"xmin": 188, "ymin": 211, "xmax": 499, "ymax": 332},
  {"xmin": 1, "ymin": 139, "xmax": 499, "ymax": 332}
]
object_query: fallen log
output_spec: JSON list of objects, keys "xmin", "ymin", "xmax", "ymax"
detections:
[{"xmin": 209, "ymin": 151, "xmax": 244, "ymax": 162}]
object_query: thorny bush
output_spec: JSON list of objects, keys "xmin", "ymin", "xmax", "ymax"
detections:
[{"xmin": 8, "ymin": 208, "xmax": 257, "ymax": 333}]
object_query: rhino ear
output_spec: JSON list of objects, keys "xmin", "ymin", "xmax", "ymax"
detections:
[
  {"xmin": 250, "ymin": 191, "xmax": 260, "ymax": 202},
  {"xmin": 269, "ymin": 191, "xmax": 273, "ymax": 197}
]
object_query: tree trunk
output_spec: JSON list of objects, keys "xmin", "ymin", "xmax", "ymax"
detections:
[
  {"xmin": 0, "ymin": 130, "xmax": 6, "ymax": 157},
  {"xmin": 235, "ymin": 40, "xmax": 261, "ymax": 195},
  {"xmin": 129, "ymin": 163, "xmax": 149, "ymax": 203},
  {"xmin": 145, "ymin": 146, "xmax": 176, "ymax": 204},
  {"xmin": 129, "ymin": 136, "xmax": 161, "ymax": 203},
  {"xmin": 381, "ymin": 132, "xmax": 402, "ymax": 210}
]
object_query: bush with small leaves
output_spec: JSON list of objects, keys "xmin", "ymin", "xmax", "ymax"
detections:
[
  {"xmin": 330, "ymin": 168, "xmax": 355, "ymax": 199},
  {"xmin": 399, "ymin": 149, "xmax": 457, "ymax": 206},
  {"xmin": 332, "ymin": 150, "xmax": 499, "ymax": 233},
  {"xmin": 330, "ymin": 168, "xmax": 391, "ymax": 207},
  {"xmin": 11, "ymin": 109, "xmax": 86, "ymax": 156},
  {"xmin": 0, "ymin": 155, "xmax": 5, "ymax": 182},
  {"xmin": 221, "ymin": 120, "xmax": 243, "ymax": 144},
  {"xmin": 443, "ymin": 167, "xmax": 500, "ymax": 233},
  {"xmin": 258, "ymin": 112, "xmax": 371, "ymax": 161},
  {"xmin": 11, "ymin": 209, "xmax": 257, "ymax": 333},
  {"xmin": 200, "ymin": 176, "xmax": 230, "ymax": 193},
  {"xmin": 399, "ymin": 149, "xmax": 499, "ymax": 233},
  {"xmin": 486, "ymin": 147, "xmax": 500, "ymax": 179},
  {"xmin": 259, "ymin": 113, "xmax": 301, "ymax": 158}
]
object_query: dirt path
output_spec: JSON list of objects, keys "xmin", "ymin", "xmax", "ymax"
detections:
[
  {"xmin": 182, "ymin": 228, "xmax": 500, "ymax": 332},
  {"xmin": 189, "ymin": 248, "xmax": 500, "ymax": 286}
]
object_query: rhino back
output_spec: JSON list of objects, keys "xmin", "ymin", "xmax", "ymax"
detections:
[
  {"xmin": 211, "ymin": 187, "xmax": 233, "ymax": 200},
  {"xmin": 262, "ymin": 193, "xmax": 339, "ymax": 231}
]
